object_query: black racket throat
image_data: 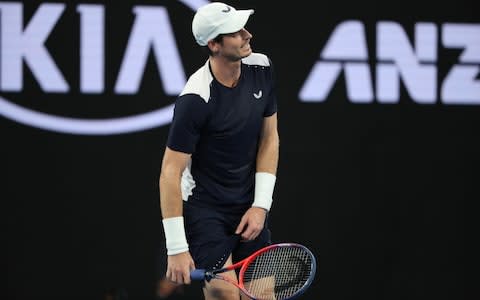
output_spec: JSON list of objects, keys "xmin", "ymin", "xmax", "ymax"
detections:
[{"xmin": 204, "ymin": 270, "xmax": 217, "ymax": 282}]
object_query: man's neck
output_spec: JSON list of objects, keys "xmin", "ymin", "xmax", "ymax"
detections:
[{"xmin": 209, "ymin": 56, "xmax": 242, "ymax": 88}]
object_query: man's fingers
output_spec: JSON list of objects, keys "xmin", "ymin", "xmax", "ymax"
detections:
[
  {"xmin": 235, "ymin": 217, "xmax": 246, "ymax": 234},
  {"xmin": 165, "ymin": 252, "xmax": 196, "ymax": 285},
  {"xmin": 177, "ymin": 274, "xmax": 184, "ymax": 285},
  {"xmin": 183, "ymin": 260, "xmax": 195, "ymax": 285},
  {"xmin": 183, "ymin": 272, "xmax": 191, "ymax": 285},
  {"xmin": 241, "ymin": 220, "xmax": 263, "ymax": 240},
  {"xmin": 168, "ymin": 271, "xmax": 185, "ymax": 285},
  {"xmin": 166, "ymin": 269, "xmax": 171, "ymax": 280},
  {"xmin": 241, "ymin": 226, "xmax": 258, "ymax": 241},
  {"xmin": 238, "ymin": 208, "xmax": 266, "ymax": 239},
  {"xmin": 170, "ymin": 272, "xmax": 176, "ymax": 283}
]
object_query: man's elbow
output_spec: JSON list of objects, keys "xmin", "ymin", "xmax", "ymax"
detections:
[
  {"xmin": 159, "ymin": 164, "xmax": 182, "ymax": 186},
  {"xmin": 271, "ymin": 132, "xmax": 280, "ymax": 149}
]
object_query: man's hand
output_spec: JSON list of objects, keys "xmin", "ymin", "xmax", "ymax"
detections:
[
  {"xmin": 235, "ymin": 207, "xmax": 267, "ymax": 241},
  {"xmin": 166, "ymin": 251, "xmax": 195, "ymax": 284}
]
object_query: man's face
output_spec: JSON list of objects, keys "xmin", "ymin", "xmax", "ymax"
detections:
[{"xmin": 217, "ymin": 28, "xmax": 253, "ymax": 61}]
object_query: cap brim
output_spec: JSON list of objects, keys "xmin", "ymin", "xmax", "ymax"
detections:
[{"xmin": 217, "ymin": 9, "xmax": 254, "ymax": 35}]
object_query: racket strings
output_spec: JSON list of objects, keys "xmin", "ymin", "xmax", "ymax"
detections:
[{"xmin": 243, "ymin": 246, "xmax": 313, "ymax": 300}]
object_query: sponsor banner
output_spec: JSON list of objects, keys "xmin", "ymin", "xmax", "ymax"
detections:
[{"xmin": 1, "ymin": 1, "xmax": 479, "ymax": 135}]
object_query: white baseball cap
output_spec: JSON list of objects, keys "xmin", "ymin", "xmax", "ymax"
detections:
[{"xmin": 192, "ymin": 2, "xmax": 254, "ymax": 46}]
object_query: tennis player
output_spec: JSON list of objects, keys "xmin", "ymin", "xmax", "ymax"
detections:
[{"xmin": 159, "ymin": 2, "xmax": 279, "ymax": 299}]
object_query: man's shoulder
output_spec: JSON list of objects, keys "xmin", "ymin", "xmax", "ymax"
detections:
[
  {"xmin": 179, "ymin": 60, "xmax": 213, "ymax": 103},
  {"xmin": 242, "ymin": 52, "xmax": 271, "ymax": 67}
]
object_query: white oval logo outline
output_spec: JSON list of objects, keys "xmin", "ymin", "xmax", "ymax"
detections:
[{"xmin": 0, "ymin": 96, "xmax": 174, "ymax": 135}]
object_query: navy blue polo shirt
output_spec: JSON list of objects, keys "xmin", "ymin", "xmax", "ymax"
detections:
[{"xmin": 167, "ymin": 52, "xmax": 277, "ymax": 210}]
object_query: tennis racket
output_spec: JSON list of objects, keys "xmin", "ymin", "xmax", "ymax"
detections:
[{"xmin": 190, "ymin": 243, "xmax": 317, "ymax": 300}]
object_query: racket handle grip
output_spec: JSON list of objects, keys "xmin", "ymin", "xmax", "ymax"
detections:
[{"xmin": 190, "ymin": 269, "xmax": 206, "ymax": 281}]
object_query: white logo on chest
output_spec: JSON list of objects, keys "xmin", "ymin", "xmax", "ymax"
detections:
[{"xmin": 253, "ymin": 90, "xmax": 263, "ymax": 99}]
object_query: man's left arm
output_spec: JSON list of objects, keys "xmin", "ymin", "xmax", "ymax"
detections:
[
  {"xmin": 255, "ymin": 113, "xmax": 279, "ymax": 175},
  {"xmin": 235, "ymin": 113, "xmax": 279, "ymax": 240}
]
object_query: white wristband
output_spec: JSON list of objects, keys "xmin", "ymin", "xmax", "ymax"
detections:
[
  {"xmin": 252, "ymin": 172, "xmax": 276, "ymax": 211},
  {"xmin": 162, "ymin": 217, "xmax": 189, "ymax": 255}
]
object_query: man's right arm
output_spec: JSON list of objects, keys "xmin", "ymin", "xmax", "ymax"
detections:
[{"xmin": 159, "ymin": 146, "xmax": 195, "ymax": 284}]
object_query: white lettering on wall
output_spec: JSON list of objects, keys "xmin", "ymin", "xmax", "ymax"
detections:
[
  {"xmin": 376, "ymin": 22, "xmax": 437, "ymax": 104},
  {"xmin": 78, "ymin": 4, "xmax": 105, "ymax": 93},
  {"xmin": 300, "ymin": 21, "xmax": 480, "ymax": 105},
  {"xmin": 0, "ymin": 3, "xmax": 68, "ymax": 92},
  {"xmin": 114, "ymin": 6, "xmax": 186, "ymax": 94},
  {"xmin": 441, "ymin": 24, "xmax": 480, "ymax": 104},
  {"xmin": 300, "ymin": 21, "xmax": 374, "ymax": 103}
]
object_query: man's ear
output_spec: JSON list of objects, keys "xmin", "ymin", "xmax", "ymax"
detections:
[{"xmin": 207, "ymin": 40, "xmax": 219, "ymax": 54}]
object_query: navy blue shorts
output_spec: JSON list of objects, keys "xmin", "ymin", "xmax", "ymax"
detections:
[{"xmin": 183, "ymin": 201, "xmax": 271, "ymax": 272}]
